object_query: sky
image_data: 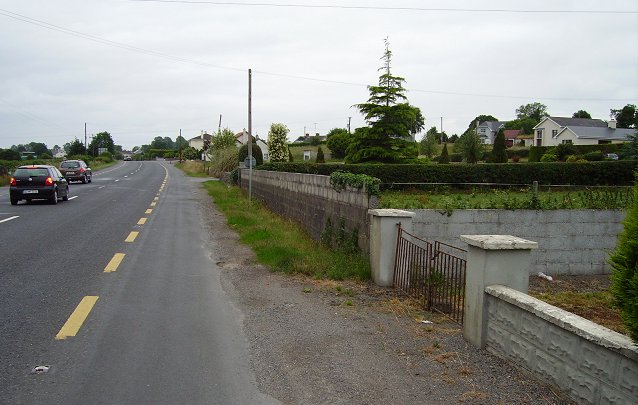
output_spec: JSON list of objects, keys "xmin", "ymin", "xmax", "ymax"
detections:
[{"xmin": 1, "ymin": 0, "xmax": 637, "ymax": 151}]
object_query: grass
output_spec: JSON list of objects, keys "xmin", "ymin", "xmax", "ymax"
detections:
[
  {"xmin": 175, "ymin": 160, "xmax": 211, "ymax": 177},
  {"xmin": 203, "ymin": 180, "xmax": 371, "ymax": 280},
  {"xmin": 380, "ymin": 187, "xmax": 633, "ymax": 210}
]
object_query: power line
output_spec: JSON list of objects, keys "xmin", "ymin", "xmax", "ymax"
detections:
[
  {"xmin": 0, "ymin": 8, "xmax": 634, "ymax": 104},
  {"xmin": 130, "ymin": 0, "xmax": 638, "ymax": 14}
]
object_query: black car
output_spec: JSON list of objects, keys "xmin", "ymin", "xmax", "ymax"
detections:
[
  {"xmin": 10, "ymin": 165, "xmax": 70, "ymax": 205},
  {"xmin": 60, "ymin": 160, "xmax": 92, "ymax": 183}
]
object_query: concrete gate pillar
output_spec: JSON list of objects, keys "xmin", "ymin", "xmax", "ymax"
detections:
[{"xmin": 368, "ymin": 209, "xmax": 415, "ymax": 287}]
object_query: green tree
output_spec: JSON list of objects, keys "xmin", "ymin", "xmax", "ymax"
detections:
[
  {"xmin": 573, "ymin": 110, "xmax": 592, "ymax": 119},
  {"xmin": 238, "ymin": 143, "xmax": 263, "ymax": 166},
  {"xmin": 609, "ymin": 170, "xmax": 638, "ymax": 343},
  {"xmin": 439, "ymin": 143, "xmax": 450, "ymax": 164},
  {"xmin": 456, "ymin": 131, "xmax": 483, "ymax": 164},
  {"xmin": 28, "ymin": 142, "xmax": 49, "ymax": 156},
  {"xmin": 419, "ymin": 126, "xmax": 439, "ymax": 158},
  {"xmin": 326, "ymin": 128, "xmax": 351, "ymax": 159},
  {"xmin": 504, "ymin": 118, "xmax": 538, "ymax": 135},
  {"xmin": 0, "ymin": 148, "xmax": 20, "ymax": 160},
  {"xmin": 516, "ymin": 102, "xmax": 549, "ymax": 122},
  {"xmin": 68, "ymin": 139, "xmax": 87, "ymax": 156},
  {"xmin": 488, "ymin": 129, "xmax": 508, "ymax": 163},
  {"xmin": 610, "ymin": 104, "xmax": 638, "ymax": 128},
  {"xmin": 621, "ymin": 132, "xmax": 638, "ymax": 159},
  {"xmin": 175, "ymin": 135, "xmax": 188, "ymax": 151},
  {"xmin": 316, "ymin": 146, "xmax": 325, "ymax": 163},
  {"xmin": 211, "ymin": 128, "xmax": 236, "ymax": 151},
  {"xmin": 88, "ymin": 132, "xmax": 115, "ymax": 156},
  {"xmin": 151, "ymin": 136, "xmax": 170, "ymax": 150},
  {"xmin": 345, "ymin": 39, "xmax": 424, "ymax": 163},
  {"xmin": 267, "ymin": 123, "xmax": 290, "ymax": 162}
]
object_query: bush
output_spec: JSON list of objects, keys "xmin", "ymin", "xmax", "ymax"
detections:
[
  {"xmin": 316, "ymin": 146, "xmax": 325, "ymax": 163},
  {"xmin": 238, "ymin": 143, "xmax": 263, "ymax": 166},
  {"xmin": 540, "ymin": 153, "xmax": 558, "ymax": 162},
  {"xmin": 584, "ymin": 151, "xmax": 604, "ymax": 161},
  {"xmin": 210, "ymin": 146, "xmax": 239, "ymax": 177},
  {"xmin": 450, "ymin": 153, "xmax": 463, "ymax": 162},
  {"xmin": 609, "ymin": 170, "xmax": 638, "ymax": 343}
]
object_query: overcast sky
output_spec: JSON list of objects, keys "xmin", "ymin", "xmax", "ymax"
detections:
[{"xmin": 1, "ymin": 0, "xmax": 637, "ymax": 150}]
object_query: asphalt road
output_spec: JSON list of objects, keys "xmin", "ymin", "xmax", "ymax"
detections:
[{"xmin": 0, "ymin": 161, "xmax": 277, "ymax": 404}]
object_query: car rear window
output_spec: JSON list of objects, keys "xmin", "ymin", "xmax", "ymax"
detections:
[
  {"xmin": 14, "ymin": 168, "xmax": 49, "ymax": 177},
  {"xmin": 61, "ymin": 162, "xmax": 80, "ymax": 168}
]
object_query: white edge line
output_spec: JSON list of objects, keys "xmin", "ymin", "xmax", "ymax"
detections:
[
  {"xmin": 69, "ymin": 196, "xmax": 79, "ymax": 200},
  {"xmin": 0, "ymin": 216, "xmax": 19, "ymax": 224}
]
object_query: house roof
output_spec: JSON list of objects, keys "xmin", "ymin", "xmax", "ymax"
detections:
[
  {"xmin": 188, "ymin": 133, "xmax": 212, "ymax": 141},
  {"xmin": 536, "ymin": 117, "xmax": 608, "ymax": 129},
  {"xmin": 503, "ymin": 129, "xmax": 523, "ymax": 139},
  {"xmin": 478, "ymin": 121, "xmax": 507, "ymax": 132},
  {"xmin": 557, "ymin": 126, "xmax": 635, "ymax": 141}
]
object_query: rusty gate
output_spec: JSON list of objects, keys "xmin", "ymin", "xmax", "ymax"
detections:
[{"xmin": 393, "ymin": 225, "xmax": 467, "ymax": 325}]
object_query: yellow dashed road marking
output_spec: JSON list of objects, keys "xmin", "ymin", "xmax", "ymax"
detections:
[
  {"xmin": 145, "ymin": 209, "xmax": 153, "ymax": 214},
  {"xmin": 150, "ymin": 202, "xmax": 156, "ymax": 207},
  {"xmin": 55, "ymin": 296, "xmax": 99, "ymax": 340},
  {"xmin": 125, "ymin": 231, "xmax": 139, "ymax": 242},
  {"xmin": 137, "ymin": 218, "xmax": 147, "ymax": 225},
  {"xmin": 104, "ymin": 253, "xmax": 125, "ymax": 273}
]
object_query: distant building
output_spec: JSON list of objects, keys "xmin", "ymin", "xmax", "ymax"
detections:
[
  {"xmin": 476, "ymin": 121, "xmax": 507, "ymax": 144},
  {"xmin": 533, "ymin": 117, "xmax": 634, "ymax": 147},
  {"xmin": 188, "ymin": 131, "xmax": 212, "ymax": 150}
]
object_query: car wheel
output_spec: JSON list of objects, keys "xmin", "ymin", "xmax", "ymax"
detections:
[
  {"xmin": 10, "ymin": 198, "xmax": 18, "ymax": 205},
  {"xmin": 82, "ymin": 174, "xmax": 87, "ymax": 184},
  {"xmin": 88, "ymin": 174, "xmax": 92, "ymax": 183},
  {"xmin": 50, "ymin": 189, "xmax": 58, "ymax": 205},
  {"xmin": 62, "ymin": 187, "xmax": 69, "ymax": 201}
]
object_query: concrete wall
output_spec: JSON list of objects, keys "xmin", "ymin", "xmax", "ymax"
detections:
[
  {"xmin": 239, "ymin": 169, "xmax": 376, "ymax": 250},
  {"xmin": 411, "ymin": 209, "xmax": 625, "ymax": 275},
  {"xmin": 485, "ymin": 285, "xmax": 637, "ymax": 405}
]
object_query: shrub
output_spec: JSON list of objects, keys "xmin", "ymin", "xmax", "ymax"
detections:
[
  {"xmin": 540, "ymin": 153, "xmax": 558, "ymax": 162},
  {"xmin": 316, "ymin": 146, "xmax": 325, "ymax": 163},
  {"xmin": 450, "ymin": 153, "xmax": 463, "ymax": 162},
  {"xmin": 584, "ymin": 151, "xmax": 604, "ymax": 161},
  {"xmin": 511, "ymin": 155, "xmax": 521, "ymax": 163},
  {"xmin": 238, "ymin": 143, "xmax": 263, "ymax": 166},
  {"xmin": 609, "ymin": 170, "xmax": 638, "ymax": 343},
  {"xmin": 439, "ymin": 143, "xmax": 450, "ymax": 164},
  {"xmin": 210, "ymin": 146, "xmax": 239, "ymax": 177}
]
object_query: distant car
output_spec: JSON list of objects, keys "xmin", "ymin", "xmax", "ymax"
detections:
[
  {"xmin": 605, "ymin": 153, "xmax": 619, "ymax": 161},
  {"xmin": 123, "ymin": 156, "xmax": 132, "ymax": 161},
  {"xmin": 10, "ymin": 165, "xmax": 70, "ymax": 205},
  {"xmin": 60, "ymin": 160, "xmax": 92, "ymax": 183}
]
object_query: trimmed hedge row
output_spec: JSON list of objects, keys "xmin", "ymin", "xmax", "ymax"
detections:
[
  {"xmin": 257, "ymin": 161, "xmax": 638, "ymax": 186},
  {"xmin": 529, "ymin": 144, "xmax": 625, "ymax": 162}
]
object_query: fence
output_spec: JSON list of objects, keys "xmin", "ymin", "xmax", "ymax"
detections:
[{"xmin": 393, "ymin": 225, "xmax": 467, "ymax": 325}]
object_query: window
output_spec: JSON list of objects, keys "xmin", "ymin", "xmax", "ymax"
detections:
[
  {"xmin": 552, "ymin": 130, "xmax": 558, "ymax": 137},
  {"xmin": 561, "ymin": 140, "xmax": 573, "ymax": 144},
  {"xmin": 536, "ymin": 129, "xmax": 543, "ymax": 139}
]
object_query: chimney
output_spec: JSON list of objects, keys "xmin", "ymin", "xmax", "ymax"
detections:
[{"xmin": 608, "ymin": 119, "xmax": 617, "ymax": 129}]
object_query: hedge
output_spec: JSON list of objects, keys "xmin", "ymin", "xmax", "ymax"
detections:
[
  {"xmin": 529, "ymin": 144, "xmax": 625, "ymax": 162},
  {"xmin": 257, "ymin": 161, "xmax": 638, "ymax": 186}
]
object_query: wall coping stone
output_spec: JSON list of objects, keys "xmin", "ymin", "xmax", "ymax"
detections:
[
  {"xmin": 485, "ymin": 285, "xmax": 638, "ymax": 361},
  {"xmin": 461, "ymin": 235, "xmax": 538, "ymax": 250},
  {"xmin": 368, "ymin": 209, "xmax": 415, "ymax": 218}
]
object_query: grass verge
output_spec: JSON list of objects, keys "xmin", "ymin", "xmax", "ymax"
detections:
[
  {"xmin": 176, "ymin": 160, "xmax": 210, "ymax": 177},
  {"xmin": 203, "ymin": 180, "xmax": 370, "ymax": 280}
]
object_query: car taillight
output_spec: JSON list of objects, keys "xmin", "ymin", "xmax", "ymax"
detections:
[
  {"xmin": 79, "ymin": 168, "xmax": 85, "ymax": 173},
  {"xmin": 10, "ymin": 177, "xmax": 16, "ymax": 186},
  {"xmin": 45, "ymin": 177, "xmax": 54, "ymax": 186}
]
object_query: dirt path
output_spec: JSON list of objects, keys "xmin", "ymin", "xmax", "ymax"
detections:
[{"xmin": 198, "ymin": 187, "xmax": 575, "ymax": 404}]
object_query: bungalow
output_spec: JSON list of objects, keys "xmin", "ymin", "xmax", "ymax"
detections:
[
  {"xmin": 503, "ymin": 129, "xmax": 524, "ymax": 147},
  {"xmin": 533, "ymin": 117, "xmax": 634, "ymax": 147}
]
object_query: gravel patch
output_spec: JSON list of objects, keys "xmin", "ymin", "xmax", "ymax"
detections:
[{"xmin": 198, "ymin": 186, "xmax": 575, "ymax": 405}]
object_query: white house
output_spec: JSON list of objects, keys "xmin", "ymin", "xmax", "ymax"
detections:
[
  {"xmin": 188, "ymin": 131, "xmax": 212, "ymax": 150},
  {"xmin": 533, "ymin": 117, "xmax": 634, "ymax": 147},
  {"xmin": 235, "ymin": 131, "xmax": 269, "ymax": 161},
  {"xmin": 477, "ymin": 121, "xmax": 507, "ymax": 144}
]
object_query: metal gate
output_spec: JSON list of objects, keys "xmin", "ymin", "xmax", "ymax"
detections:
[{"xmin": 393, "ymin": 225, "xmax": 467, "ymax": 325}]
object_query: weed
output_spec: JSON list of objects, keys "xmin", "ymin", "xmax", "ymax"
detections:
[{"xmin": 302, "ymin": 287, "xmax": 312, "ymax": 293}]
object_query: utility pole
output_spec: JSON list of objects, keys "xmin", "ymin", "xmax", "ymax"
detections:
[
  {"xmin": 218, "ymin": 114, "xmax": 222, "ymax": 134},
  {"xmin": 179, "ymin": 129, "xmax": 182, "ymax": 162},
  {"xmin": 84, "ymin": 122, "xmax": 87, "ymax": 151},
  {"xmin": 347, "ymin": 117, "xmax": 352, "ymax": 134},
  {"xmin": 248, "ymin": 68, "xmax": 253, "ymax": 202}
]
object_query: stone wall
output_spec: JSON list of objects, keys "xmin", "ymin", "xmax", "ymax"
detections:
[
  {"xmin": 411, "ymin": 209, "xmax": 625, "ymax": 275},
  {"xmin": 485, "ymin": 285, "xmax": 637, "ymax": 405},
  {"xmin": 239, "ymin": 169, "xmax": 376, "ymax": 251}
]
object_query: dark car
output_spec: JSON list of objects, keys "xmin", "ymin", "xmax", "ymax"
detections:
[
  {"xmin": 10, "ymin": 165, "xmax": 70, "ymax": 205},
  {"xmin": 60, "ymin": 160, "xmax": 92, "ymax": 183}
]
